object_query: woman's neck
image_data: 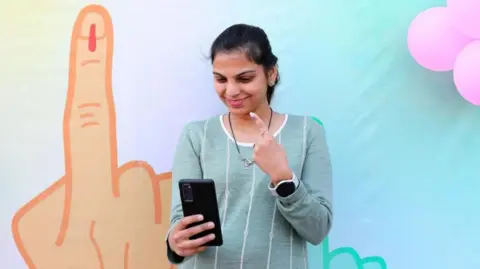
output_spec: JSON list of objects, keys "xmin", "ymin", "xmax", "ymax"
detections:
[{"xmin": 229, "ymin": 103, "xmax": 273, "ymax": 130}]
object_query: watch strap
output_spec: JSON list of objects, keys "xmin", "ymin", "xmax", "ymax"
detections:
[{"xmin": 268, "ymin": 173, "xmax": 299, "ymax": 197}]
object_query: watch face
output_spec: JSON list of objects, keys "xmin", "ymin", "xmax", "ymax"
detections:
[{"xmin": 276, "ymin": 181, "xmax": 296, "ymax": 197}]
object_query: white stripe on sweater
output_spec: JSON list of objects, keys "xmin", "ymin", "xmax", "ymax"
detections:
[
  {"xmin": 194, "ymin": 119, "xmax": 210, "ymax": 269},
  {"xmin": 214, "ymin": 138, "xmax": 230, "ymax": 269},
  {"xmin": 266, "ymin": 132, "xmax": 282, "ymax": 269},
  {"xmin": 240, "ymin": 165, "xmax": 256, "ymax": 269},
  {"xmin": 301, "ymin": 116, "xmax": 308, "ymax": 269},
  {"xmin": 290, "ymin": 227, "xmax": 294, "ymax": 269},
  {"xmin": 300, "ymin": 116, "xmax": 307, "ymax": 172},
  {"xmin": 201, "ymin": 119, "xmax": 209, "ymax": 177}
]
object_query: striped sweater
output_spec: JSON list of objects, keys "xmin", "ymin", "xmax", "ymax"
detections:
[{"xmin": 166, "ymin": 114, "xmax": 333, "ymax": 269}]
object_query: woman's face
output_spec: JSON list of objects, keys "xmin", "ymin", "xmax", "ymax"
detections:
[{"xmin": 212, "ymin": 51, "xmax": 275, "ymax": 115}]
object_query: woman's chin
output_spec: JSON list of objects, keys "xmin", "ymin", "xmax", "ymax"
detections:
[{"xmin": 227, "ymin": 105, "xmax": 252, "ymax": 115}]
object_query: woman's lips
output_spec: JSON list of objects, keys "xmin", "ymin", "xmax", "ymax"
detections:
[{"xmin": 226, "ymin": 97, "xmax": 248, "ymax": 108}]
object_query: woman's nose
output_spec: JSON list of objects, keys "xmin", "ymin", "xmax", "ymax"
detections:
[{"xmin": 225, "ymin": 83, "xmax": 240, "ymax": 96}]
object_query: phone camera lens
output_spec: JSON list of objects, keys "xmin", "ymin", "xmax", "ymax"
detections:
[{"xmin": 182, "ymin": 184, "xmax": 194, "ymax": 202}]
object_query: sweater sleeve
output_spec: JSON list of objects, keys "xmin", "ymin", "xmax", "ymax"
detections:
[
  {"xmin": 165, "ymin": 122, "xmax": 204, "ymax": 264},
  {"xmin": 275, "ymin": 116, "xmax": 333, "ymax": 245}
]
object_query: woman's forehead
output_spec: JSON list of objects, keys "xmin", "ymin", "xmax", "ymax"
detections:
[{"xmin": 213, "ymin": 52, "xmax": 260, "ymax": 76}]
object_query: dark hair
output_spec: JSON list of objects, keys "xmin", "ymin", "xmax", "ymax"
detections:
[{"xmin": 210, "ymin": 23, "xmax": 280, "ymax": 104}]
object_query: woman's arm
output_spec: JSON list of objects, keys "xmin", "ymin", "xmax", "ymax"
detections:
[
  {"xmin": 166, "ymin": 122, "xmax": 203, "ymax": 263},
  {"xmin": 275, "ymin": 116, "xmax": 333, "ymax": 245}
]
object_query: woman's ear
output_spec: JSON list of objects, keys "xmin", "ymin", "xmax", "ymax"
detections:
[{"xmin": 267, "ymin": 65, "xmax": 278, "ymax": 85}]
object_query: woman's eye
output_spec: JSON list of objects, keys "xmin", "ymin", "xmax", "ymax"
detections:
[
  {"xmin": 216, "ymin": 77, "xmax": 227, "ymax": 83},
  {"xmin": 238, "ymin": 77, "xmax": 253, "ymax": 83}
]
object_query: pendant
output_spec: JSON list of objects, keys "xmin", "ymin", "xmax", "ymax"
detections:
[{"xmin": 242, "ymin": 158, "xmax": 254, "ymax": 167}]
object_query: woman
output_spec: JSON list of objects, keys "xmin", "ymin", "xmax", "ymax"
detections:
[{"xmin": 166, "ymin": 23, "xmax": 332, "ymax": 269}]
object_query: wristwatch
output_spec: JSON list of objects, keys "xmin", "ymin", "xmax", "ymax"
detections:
[{"xmin": 268, "ymin": 173, "xmax": 299, "ymax": 197}]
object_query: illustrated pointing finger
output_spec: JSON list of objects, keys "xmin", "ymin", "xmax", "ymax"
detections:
[
  {"xmin": 63, "ymin": 5, "xmax": 117, "ymax": 210},
  {"xmin": 249, "ymin": 112, "xmax": 269, "ymax": 136}
]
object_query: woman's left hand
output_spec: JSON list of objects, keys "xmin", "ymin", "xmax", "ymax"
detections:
[{"xmin": 250, "ymin": 112, "xmax": 293, "ymax": 186}]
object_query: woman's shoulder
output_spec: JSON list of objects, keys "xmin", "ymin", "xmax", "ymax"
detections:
[
  {"xmin": 281, "ymin": 113, "xmax": 327, "ymax": 150},
  {"xmin": 179, "ymin": 114, "xmax": 223, "ymax": 136},
  {"xmin": 282, "ymin": 113, "xmax": 325, "ymax": 129}
]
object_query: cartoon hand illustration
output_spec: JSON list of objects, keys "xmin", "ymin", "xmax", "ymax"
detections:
[
  {"xmin": 12, "ymin": 5, "xmax": 175, "ymax": 269},
  {"xmin": 322, "ymin": 237, "xmax": 387, "ymax": 269}
]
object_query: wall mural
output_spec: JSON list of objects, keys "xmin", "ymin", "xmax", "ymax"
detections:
[
  {"xmin": 7, "ymin": 1, "xmax": 479, "ymax": 268},
  {"xmin": 7, "ymin": 4, "xmax": 387, "ymax": 269},
  {"xmin": 11, "ymin": 5, "xmax": 174, "ymax": 269}
]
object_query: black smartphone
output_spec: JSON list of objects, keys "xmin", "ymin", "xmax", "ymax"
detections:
[{"xmin": 179, "ymin": 179, "xmax": 223, "ymax": 246}]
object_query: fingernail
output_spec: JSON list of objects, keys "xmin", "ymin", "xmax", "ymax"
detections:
[
  {"xmin": 80, "ymin": 12, "xmax": 106, "ymax": 49},
  {"xmin": 249, "ymin": 112, "xmax": 256, "ymax": 119},
  {"xmin": 88, "ymin": 24, "xmax": 97, "ymax": 52},
  {"xmin": 210, "ymin": 234, "xmax": 216, "ymax": 239},
  {"xmin": 208, "ymin": 222, "xmax": 215, "ymax": 228},
  {"xmin": 197, "ymin": 215, "xmax": 204, "ymax": 221}
]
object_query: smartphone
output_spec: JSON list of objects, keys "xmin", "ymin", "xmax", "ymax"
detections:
[{"xmin": 179, "ymin": 179, "xmax": 223, "ymax": 246}]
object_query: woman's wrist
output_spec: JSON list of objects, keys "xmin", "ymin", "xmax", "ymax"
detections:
[{"xmin": 270, "ymin": 168, "xmax": 293, "ymax": 186}]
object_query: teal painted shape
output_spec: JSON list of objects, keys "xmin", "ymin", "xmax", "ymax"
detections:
[
  {"xmin": 321, "ymin": 237, "xmax": 387, "ymax": 269},
  {"xmin": 312, "ymin": 116, "xmax": 324, "ymax": 127}
]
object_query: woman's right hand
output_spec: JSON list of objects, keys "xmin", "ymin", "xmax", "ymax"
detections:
[{"xmin": 168, "ymin": 214, "xmax": 216, "ymax": 257}]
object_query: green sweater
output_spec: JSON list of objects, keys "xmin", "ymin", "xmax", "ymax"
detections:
[{"xmin": 167, "ymin": 114, "xmax": 333, "ymax": 269}]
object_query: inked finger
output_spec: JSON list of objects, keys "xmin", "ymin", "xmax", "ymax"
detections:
[
  {"xmin": 64, "ymin": 5, "xmax": 117, "ymax": 209},
  {"xmin": 249, "ymin": 112, "xmax": 268, "ymax": 135}
]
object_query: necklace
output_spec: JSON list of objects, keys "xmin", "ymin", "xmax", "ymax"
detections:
[{"xmin": 228, "ymin": 107, "xmax": 273, "ymax": 167}]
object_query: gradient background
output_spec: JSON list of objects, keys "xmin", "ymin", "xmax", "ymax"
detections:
[{"xmin": 2, "ymin": 0, "xmax": 480, "ymax": 268}]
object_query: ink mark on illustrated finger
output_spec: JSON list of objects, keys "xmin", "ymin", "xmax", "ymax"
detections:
[{"xmin": 88, "ymin": 24, "xmax": 97, "ymax": 52}]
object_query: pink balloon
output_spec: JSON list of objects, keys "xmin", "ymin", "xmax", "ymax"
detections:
[
  {"xmin": 447, "ymin": 0, "xmax": 480, "ymax": 39},
  {"xmin": 407, "ymin": 7, "xmax": 471, "ymax": 72},
  {"xmin": 453, "ymin": 41, "xmax": 480, "ymax": 106}
]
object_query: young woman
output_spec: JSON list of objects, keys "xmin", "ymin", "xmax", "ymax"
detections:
[{"xmin": 166, "ymin": 23, "xmax": 333, "ymax": 269}]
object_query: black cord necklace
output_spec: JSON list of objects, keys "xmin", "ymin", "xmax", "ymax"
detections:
[{"xmin": 228, "ymin": 107, "xmax": 273, "ymax": 167}]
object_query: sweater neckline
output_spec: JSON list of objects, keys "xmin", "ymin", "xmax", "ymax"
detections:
[{"xmin": 219, "ymin": 114, "xmax": 289, "ymax": 148}]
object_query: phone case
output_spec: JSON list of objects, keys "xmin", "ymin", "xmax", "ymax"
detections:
[{"xmin": 179, "ymin": 179, "xmax": 223, "ymax": 246}]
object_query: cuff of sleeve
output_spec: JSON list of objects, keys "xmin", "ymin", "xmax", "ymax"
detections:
[
  {"xmin": 268, "ymin": 173, "xmax": 300, "ymax": 196},
  {"xmin": 166, "ymin": 239, "xmax": 185, "ymax": 264},
  {"xmin": 165, "ymin": 219, "xmax": 179, "ymax": 242},
  {"xmin": 277, "ymin": 179, "xmax": 308, "ymax": 205},
  {"xmin": 165, "ymin": 219, "xmax": 185, "ymax": 264}
]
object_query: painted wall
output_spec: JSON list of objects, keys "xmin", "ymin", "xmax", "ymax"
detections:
[{"xmin": 1, "ymin": 1, "xmax": 479, "ymax": 269}]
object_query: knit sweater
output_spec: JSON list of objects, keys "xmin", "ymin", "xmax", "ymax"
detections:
[{"xmin": 166, "ymin": 113, "xmax": 333, "ymax": 269}]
